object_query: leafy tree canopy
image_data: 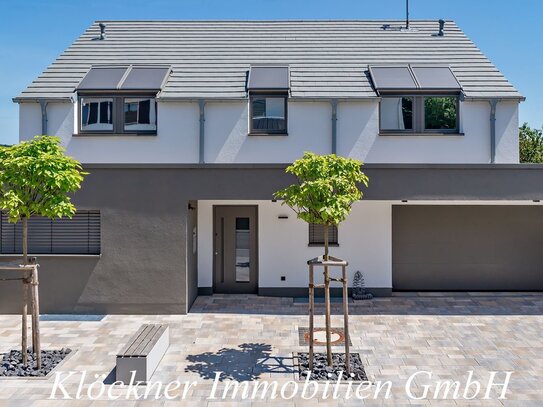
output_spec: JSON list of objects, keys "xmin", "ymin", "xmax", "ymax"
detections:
[
  {"xmin": 519, "ymin": 123, "xmax": 543, "ymax": 163},
  {"xmin": 0, "ymin": 136, "xmax": 87, "ymax": 223},
  {"xmin": 274, "ymin": 152, "xmax": 369, "ymax": 226}
]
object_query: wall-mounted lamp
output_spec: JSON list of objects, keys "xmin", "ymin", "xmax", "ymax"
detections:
[
  {"xmin": 534, "ymin": 200, "xmax": 540, "ymax": 203},
  {"xmin": 278, "ymin": 215, "xmax": 289, "ymax": 219},
  {"xmin": 401, "ymin": 200, "xmax": 408, "ymax": 203}
]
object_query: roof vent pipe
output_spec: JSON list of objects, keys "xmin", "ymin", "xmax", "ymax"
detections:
[
  {"xmin": 99, "ymin": 23, "xmax": 106, "ymax": 40},
  {"xmin": 405, "ymin": 0, "xmax": 410, "ymax": 29},
  {"xmin": 438, "ymin": 19, "xmax": 445, "ymax": 36}
]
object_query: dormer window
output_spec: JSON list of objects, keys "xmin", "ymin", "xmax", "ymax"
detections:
[
  {"xmin": 76, "ymin": 65, "xmax": 170, "ymax": 136},
  {"xmin": 250, "ymin": 94, "xmax": 287, "ymax": 134},
  {"xmin": 247, "ymin": 66, "xmax": 289, "ymax": 135},
  {"xmin": 369, "ymin": 65, "xmax": 462, "ymax": 135},
  {"xmin": 79, "ymin": 95, "xmax": 157, "ymax": 135},
  {"xmin": 379, "ymin": 95, "xmax": 458, "ymax": 133}
]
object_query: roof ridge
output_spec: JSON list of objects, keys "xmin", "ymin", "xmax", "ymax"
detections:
[{"xmin": 92, "ymin": 19, "xmax": 457, "ymax": 23}]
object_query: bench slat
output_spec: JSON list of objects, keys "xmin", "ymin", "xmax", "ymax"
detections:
[
  {"xmin": 132, "ymin": 325, "xmax": 161, "ymax": 356},
  {"xmin": 140, "ymin": 325, "xmax": 168, "ymax": 356},
  {"xmin": 119, "ymin": 324, "xmax": 167, "ymax": 357},
  {"xmin": 118, "ymin": 324, "xmax": 149, "ymax": 357}
]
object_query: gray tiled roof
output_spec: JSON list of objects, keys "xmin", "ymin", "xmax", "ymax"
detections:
[{"xmin": 15, "ymin": 20, "xmax": 523, "ymax": 101}]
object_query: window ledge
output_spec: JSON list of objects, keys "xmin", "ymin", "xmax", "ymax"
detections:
[
  {"xmin": 379, "ymin": 132, "xmax": 464, "ymax": 137},
  {"xmin": 248, "ymin": 133, "xmax": 288, "ymax": 137},
  {"xmin": 308, "ymin": 243, "xmax": 339, "ymax": 247},
  {"xmin": 0, "ymin": 254, "xmax": 101, "ymax": 258},
  {"xmin": 73, "ymin": 133, "xmax": 157, "ymax": 137}
]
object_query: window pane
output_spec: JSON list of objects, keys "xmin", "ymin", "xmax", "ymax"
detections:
[
  {"xmin": 124, "ymin": 98, "xmax": 157, "ymax": 132},
  {"xmin": 380, "ymin": 97, "xmax": 413, "ymax": 130},
  {"xmin": 424, "ymin": 97, "xmax": 457, "ymax": 130},
  {"xmin": 81, "ymin": 98, "xmax": 113, "ymax": 131},
  {"xmin": 235, "ymin": 217, "xmax": 250, "ymax": 282},
  {"xmin": 251, "ymin": 97, "xmax": 286, "ymax": 132}
]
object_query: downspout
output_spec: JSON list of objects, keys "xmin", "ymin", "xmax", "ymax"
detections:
[
  {"xmin": 39, "ymin": 100, "xmax": 48, "ymax": 135},
  {"xmin": 331, "ymin": 99, "xmax": 338, "ymax": 154},
  {"xmin": 198, "ymin": 100, "xmax": 206, "ymax": 164},
  {"xmin": 489, "ymin": 99, "xmax": 498, "ymax": 164}
]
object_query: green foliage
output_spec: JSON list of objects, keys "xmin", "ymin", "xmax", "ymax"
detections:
[
  {"xmin": 0, "ymin": 136, "xmax": 87, "ymax": 223},
  {"xmin": 274, "ymin": 152, "xmax": 369, "ymax": 227},
  {"xmin": 424, "ymin": 97, "xmax": 457, "ymax": 129},
  {"xmin": 519, "ymin": 123, "xmax": 543, "ymax": 163}
]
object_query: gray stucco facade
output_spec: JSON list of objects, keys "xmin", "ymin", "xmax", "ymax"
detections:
[{"xmin": 1, "ymin": 164, "xmax": 543, "ymax": 315}]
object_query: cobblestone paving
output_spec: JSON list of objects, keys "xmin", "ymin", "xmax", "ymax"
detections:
[{"xmin": 0, "ymin": 293, "xmax": 542, "ymax": 406}]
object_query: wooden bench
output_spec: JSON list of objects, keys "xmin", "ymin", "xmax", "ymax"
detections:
[{"xmin": 116, "ymin": 324, "xmax": 170, "ymax": 383}]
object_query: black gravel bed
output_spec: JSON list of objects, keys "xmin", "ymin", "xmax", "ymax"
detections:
[
  {"xmin": 297, "ymin": 352, "xmax": 368, "ymax": 381},
  {"xmin": 1, "ymin": 348, "xmax": 72, "ymax": 377}
]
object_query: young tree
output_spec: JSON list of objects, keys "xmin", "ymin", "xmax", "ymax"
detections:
[
  {"xmin": 274, "ymin": 152, "xmax": 368, "ymax": 366},
  {"xmin": 519, "ymin": 123, "xmax": 543, "ymax": 163},
  {"xmin": 0, "ymin": 136, "xmax": 87, "ymax": 367}
]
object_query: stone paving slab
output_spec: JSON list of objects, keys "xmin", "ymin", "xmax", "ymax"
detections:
[{"xmin": 0, "ymin": 294, "xmax": 542, "ymax": 405}]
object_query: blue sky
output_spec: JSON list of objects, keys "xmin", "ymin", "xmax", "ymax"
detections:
[{"xmin": 0, "ymin": 0, "xmax": 541, "ymax": 145}]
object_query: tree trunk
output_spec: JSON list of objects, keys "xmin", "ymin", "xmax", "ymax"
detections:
[
  {"xmin": 323, "ymin": 225, "xmax": 333, "ymax": 367},
  {"xmin": 323, "ymin": 225, "xmax": 329, "ymax": 261},
  {"xmin": 21, "ymin": 216, "xmax": 28, "ymax": 366},
  {"xmin": 22, "ymin": 216, "xmax": 28, "ymax": 266}
]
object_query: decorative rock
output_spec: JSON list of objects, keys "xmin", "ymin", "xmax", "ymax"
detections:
[
  {"xmin": 0, "ymin": 348, "xmax": 71, "ymax": 377},
  {"xmin": 297, "ymin": 352, "xmax": 368, "ymax": 381}
]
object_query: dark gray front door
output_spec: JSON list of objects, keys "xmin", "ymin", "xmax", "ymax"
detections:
[
  {"xmin": 213, "ymin": 206, "xmax": 258, "ymax": 294},
  {"xmin": 393, "ymin": 205, "xmax": 543, "ymax": 291}
]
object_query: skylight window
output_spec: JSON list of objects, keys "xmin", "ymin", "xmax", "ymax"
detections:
[
  {"xmin": 77, "ymin": 65, "xmax": 171, "ymax": 91},
  {"xmin": 247, "ymin": 66, "xmax": 289, "ymax": 91},
  {"xmin": 369, "ymin": 65, "xmax": 461, "ymax": 94}
]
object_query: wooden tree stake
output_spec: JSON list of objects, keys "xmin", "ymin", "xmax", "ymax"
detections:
[
  {"xmin": 308, "ymin": 265, "xmax": 314, "ymax": 372},
  {"xmin": 31, "ymin": 265, "xmax": 41, "ymax": 369},
  {"xmin": 324, "ymin": 265, "xmax": 332, "ymax": 366},
  {"xmin": 21, "ymin": 272, "xmax": 28, "ymax": 366},
  {"xmin": 342, "ymin": 265, "xmax": 351, "ymax": 376}
]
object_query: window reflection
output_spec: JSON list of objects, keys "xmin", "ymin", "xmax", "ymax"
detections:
[
  {"xmin": 81, "ymin": 98, "xmax": 113, "ymax": 131},
  {"xmin": 235, "ymin": 217, "xmax": 250, "ymax": 282},
  {"xmin": 380, "ymin": 97, "xmax": 413, "ymax": 130},
  {"xmin": 124, "ymin": 98, "xmax": 157, "ymax": 131},
  {"xmin": 251, "ymin": 96, "xmax": 286, "ymax": 132}
]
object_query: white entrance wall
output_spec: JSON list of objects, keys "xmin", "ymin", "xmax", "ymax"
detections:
[
  {"xmin": 197, "ymin": 199, "xmax": 541, "ymax": 292},
  {"xmin": 197, "ymin": 200, "xmax": 393, "ymax": 290}
]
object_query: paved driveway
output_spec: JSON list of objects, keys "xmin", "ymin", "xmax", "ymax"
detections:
[{"xmin": 0, "ymin": 293, "xmax": 542, "ymax": 406}]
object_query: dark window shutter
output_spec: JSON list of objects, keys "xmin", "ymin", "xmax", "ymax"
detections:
[
  {"xmin": 0, "ymin": 211, "xmax": 100, "ymax": 255},
  {"xmin": 309, "ymin": 224, "xmax": 338, "ymax": 245}
]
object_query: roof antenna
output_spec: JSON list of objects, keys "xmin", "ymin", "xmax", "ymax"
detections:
[
  {"xmin": 99, "ymin": 23, "xmax": 106, "ymax": 40},
  {"xmin": 406, "ymin": 0, "xmax": 410, "ymax": 29}
]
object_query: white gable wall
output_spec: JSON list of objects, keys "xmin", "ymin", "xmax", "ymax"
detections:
[
  {"xmin": 204, "ymin": 101, "xmax": 331, "ymax": 163},
  {"xmin": 18, "ymin": 98, "xmax": 519, "ymax": 164}
]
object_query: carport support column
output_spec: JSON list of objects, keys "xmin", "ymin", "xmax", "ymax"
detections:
[
  {"xmin": 39, "ymin": 100, "xmax": 48, "ymax": 135},
  {"xmin": 489, "ymin": 99, "xmax": 499, "ymax": 164},
  {"xmin": 199, "ymin": 100, "xmax": 206, "ymax": 164},
  {"xmin": 331, "ymin": 99, "xmax": 338, "ymax": 154}
]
